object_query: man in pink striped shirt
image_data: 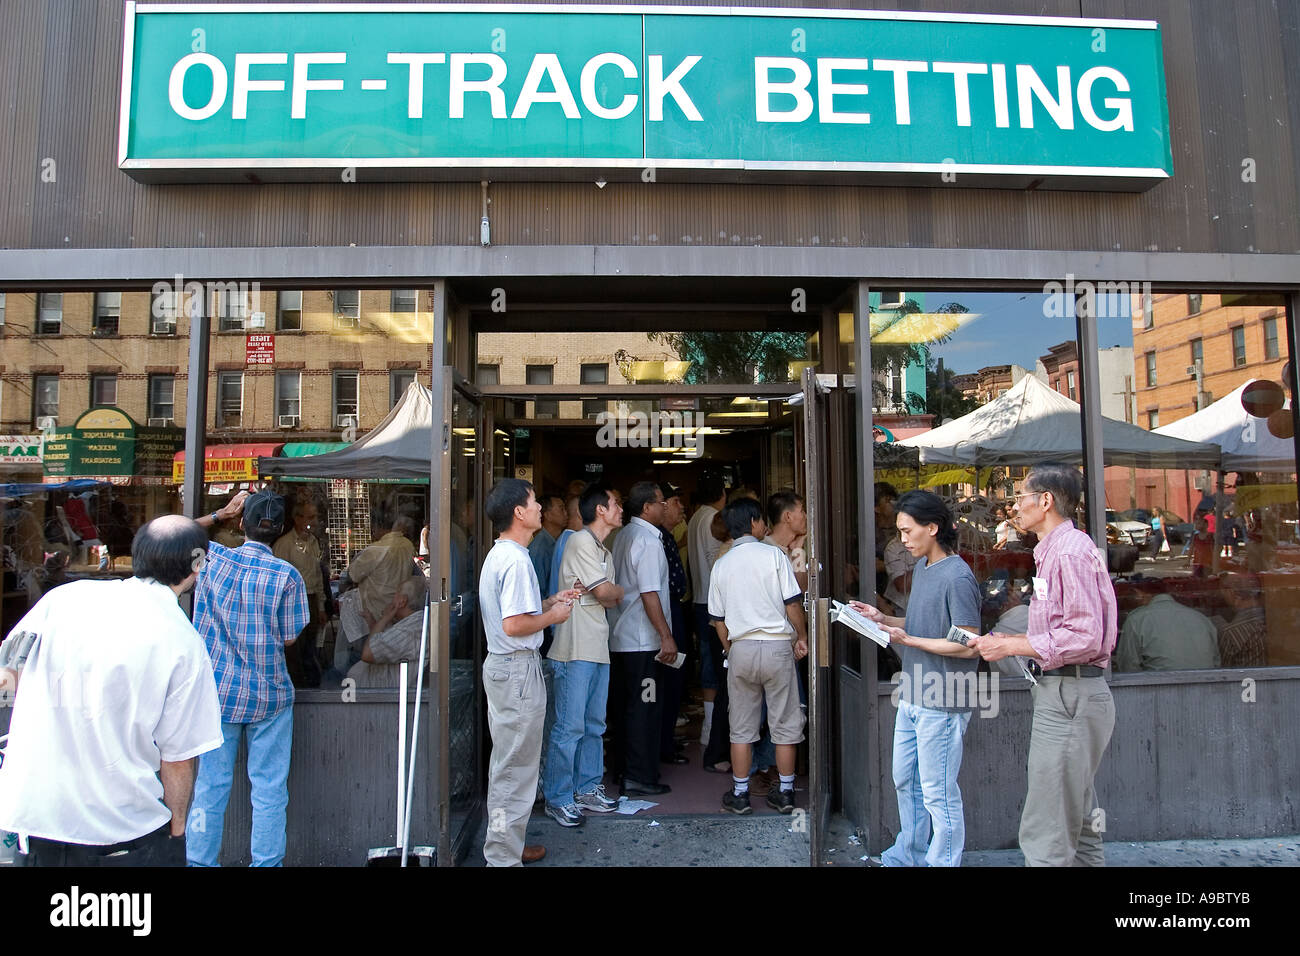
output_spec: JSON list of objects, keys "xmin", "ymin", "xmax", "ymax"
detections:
[{"xmin": 972, "ymin": 463, "xmax": 1117, "ymax": 866}]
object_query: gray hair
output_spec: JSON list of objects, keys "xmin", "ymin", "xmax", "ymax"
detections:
[{"xmin": 1024, "ymin": 463, "xmax": 1083, "ymax": 518}]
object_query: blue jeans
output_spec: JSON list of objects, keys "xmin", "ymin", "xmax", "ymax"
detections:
[
  {"xmin": 882, "ymin": 700, "xmax": 972, "ymax": 867},
  {"xmin": 186, "ymin": 704, "xmax": 293, "ymax": 867},
  {"xmin": 693, "ymin": 603, "xmax": 718, "ymax": 691},
  {"xmin": 542, "ymin": 660, "xmax": 610, "ymax": 806}
]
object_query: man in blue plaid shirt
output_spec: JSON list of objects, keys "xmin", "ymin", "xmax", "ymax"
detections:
[{"xmin": 187, "ymin": 489, "xmax": 309, "ymax": 866}]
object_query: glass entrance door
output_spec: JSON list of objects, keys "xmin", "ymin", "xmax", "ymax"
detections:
[
  {"xmin": 800, "ymin": 368, "xmax": 835, "ymax": 863},
  {"xmin": 434, "ymin": 370, "xmax": 490, "ymax": 863}
]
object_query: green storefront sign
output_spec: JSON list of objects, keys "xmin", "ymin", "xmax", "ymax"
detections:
[
  {"xmin": 119, "ymin": 3, "xmax": 1171, "ymax": 189},
  {"xmin": 43, "ymin": 407, "xmax": 184, "ymax": 480}
]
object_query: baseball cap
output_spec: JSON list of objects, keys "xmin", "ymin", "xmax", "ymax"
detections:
[{"xmin": 244, "ymin": 489, "xmax": 286, "ymax": 533}]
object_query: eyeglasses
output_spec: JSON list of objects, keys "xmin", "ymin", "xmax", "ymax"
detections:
[{"xmin": 1012, "ymin": 490, "xmax": 1045, "ymax": 503}]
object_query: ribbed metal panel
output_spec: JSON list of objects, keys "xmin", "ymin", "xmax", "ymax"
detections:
[{"xmin": 0, "ymin": 0, "xmax": 1297, "ymax": 255}]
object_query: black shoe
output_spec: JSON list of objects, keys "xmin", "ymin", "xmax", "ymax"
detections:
[
  {"xmin": 766, "ymin": 788, "xmax": 796, "ymax": 814},
  {"xmin": 721, "ymin": 789, "xmax": 752, "ymax": 814},
  {"xmin": 661, "ymin": 753, "xmax": 689, "ymax": 765},
  {"xmin": 622, "ymin": 779, "xmax": 671, "ymax": 796}
]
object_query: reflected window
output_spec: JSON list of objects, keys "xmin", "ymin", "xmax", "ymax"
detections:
[
  {"xmin": 477, "ymin": 363, "xmax": 500, "ymax": 385},
  {"xmin": 1232, "ymin": 327, "xmax": 1247, "ymax": 367},
  {"xmin": 1147, "ymin": 409, "xmax": 1159, "ymax": 429},
  {"xmin": 1145, "ymin": 351, "xmax": 1157, "ymax": 387},
  {"xmin": 278, "ymin": 291, "xmax": 302, "ymax": 331},
  {"xmin": 1263, "ymin": 318, "xmax": 1280, "ymax": 361},
  {"xmin": 276, "ymin": 371, "xmax": 301, "ymax": 427},
  {"xmin": 334, "ymin": 290, "xmax": 360, "ymax": 329},
  {"xmin": 151, "ymin": 291, "xmax": 179, "ymax": 335},
  {"xmin": 527, "ymin": 364, "xmax": 556, "ymax": 419},
  {"xmin": 0, "ymin": 292, "xmax": 6, "ymax": 327},
  {"xmin": 216, "ymin": 286, "xmax": 248, "ymax": 332},
  {"xmin": 1190, "ymin": 338, "xmax": 1203, "ymax": 368},
  {"xmin": 390, "ymin": 369, "xmax": 416, "ymax": 408},
  {"xmin": 333, "ymin": 370, "xmax": 359, "ymax": 428},
  {"xmin": 37, "ymin": 293, "xmax": 62, "ymax": 335},
  {"xmin": 1187, "ymin": 293, "xmax": 1202, "ymax": 315},
  {"xmin": 148, "ymin": 375, "xmax": 175, "ymax": 425},
  {"xmin": 581, "ymin": 362, "xmax": 607, "ymax": 418},
  {"xmin": 217, "ymin": 372, "xmax": 243, "ymax": 428},
  {"xmin": 34, "ymin": 375, "xmax": 59, "ymax": 423},
  {"xmin": 391, "ymin": 290, "xmax": 418, "ymax": 328},
  {"xmin": 93, "ymin": 292, "xmax": 120, "ymax": 336},
  {"xmin": 91, "ymin": 374, "xmax": 117, "ymax": 407}
]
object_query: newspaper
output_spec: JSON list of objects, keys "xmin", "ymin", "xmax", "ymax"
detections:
[
  {"xmin": 830, "ymin": 600, "xmax": 892, "ymax": 648},
  {"xmin": 945, "ymin": 625, "xmax": 1037, "ymax": 684}
]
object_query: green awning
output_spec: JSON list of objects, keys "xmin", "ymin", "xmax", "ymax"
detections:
[{"xmin": 281, "ymin": 442, "xmax": 351, "ymax": 458}]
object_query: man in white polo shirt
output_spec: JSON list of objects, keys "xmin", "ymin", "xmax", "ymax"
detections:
[
  {"xmin": 479, "ymin": 478, "xmax": 580, "ymax": 867},
  {"xmin": 709, "ymin": 497, "xmax": 808, "ymax": 815},
  {"xmin": 608, "ymin": 480, "xmax": 676, "ymax": 797},
  {"xmin": 0, "ymin": 514, "xmax": 223, "ymax": 865},
  {"xmin": 541, "ymin": 483, "xmax": 625, "ymax": 827}
]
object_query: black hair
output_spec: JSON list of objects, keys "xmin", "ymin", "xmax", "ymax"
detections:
[
  {"xmin": 874, "ymin": 481, "xmax": 899, "ymax": 501},
  {"xmin": 626, "ymin": 480, "xmax": 661, "ymax": 519},
  {"xmin": 895, "ymin": 490, "xmax": 958, "ymax": 552},
  {"xmin": 244, "ymin": 521, "xmax": 283, "ymax": 546},
  {"xmin": 578, "ymin": 483, "xmax": 614, "ymax": 525},
  {"xmin": 132, "ymin": 515, "xmax": 210, "ymax": 586},
  {"xmin": 723, "ymin": 497, "xmax": 764, "ymax": 540},
  {"xmin": 485, "ymin": 478, "xmax": 535, "ymax": 536},
  {"xmin": 767, "ymin": 489, "xmax": 804, "ymax": 528},
  {"xmin": 537, "ymin": 493, "xmax": 564, "ymax": 515},
  {"xmin": 696, "ymin": 475, "xmax": 726, "ymax": 506},
  {"xmin": 1024, "ymin": 463, "xmax": 1083, "ymax": 518}
]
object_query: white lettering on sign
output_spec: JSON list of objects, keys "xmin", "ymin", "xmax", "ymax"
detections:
[
  {"xmin": 388, "ymin": 53, "xmax": 447, "ymax": 119},
  {"xmin": 291, "ymin": 52, "xmax": 346, "ymax": 119},
  {"xmin": 233, "ymin": 52, "xmax": 287, "ymax": 120},
  {"xmin": 158, "ymin": 49, "xmax": 1136, "ymax": 138}
]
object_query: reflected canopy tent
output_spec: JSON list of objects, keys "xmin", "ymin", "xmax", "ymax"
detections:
[
  {"xmin": 897, "ymin": 375, "xmax": 1221, "ymax": 468},
  {"xmin": 1154, "ymin": 381, "xmax": 1294, "ymax": 472},
  {"xmin": 258, "ymin": 382, "xmax": 434, "ymax": 481}
]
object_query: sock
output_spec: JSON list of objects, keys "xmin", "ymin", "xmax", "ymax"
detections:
[
  {"xmin": 732, "ymin": 776, "xmax": 749, "ymax": 796},
  {"xmin": 700, "ymin": 702, "xmax": 714, "ymax": 744},
  {"xmin": 779, "ymin": 773, "xmax": 795, "ymax": 793},
  {"xmin": 703, "ymin": 701, "xmax": 714, "ymax": 721}
]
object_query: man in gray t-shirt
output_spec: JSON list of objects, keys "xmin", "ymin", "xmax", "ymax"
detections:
[{"xmin": 850, "ymin": 490, "xmax": 982, "ymax": 868}]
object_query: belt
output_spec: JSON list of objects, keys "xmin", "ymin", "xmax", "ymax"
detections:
[
  {"xmin": 1040, "ymin": 664, "xmax": 1105, "ymax": 678},
  {"xmin": 489, "ymin": 648, "xmax": 540, "ymax": 658}
]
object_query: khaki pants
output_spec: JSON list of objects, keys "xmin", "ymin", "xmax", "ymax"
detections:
[
  {"xmin": 1019, "ymin": 676, "xmax": 1115, "ymax": 867},
  {"xmin": 482, "ymin": 650, "xmax": 546, "ymax": 867}
]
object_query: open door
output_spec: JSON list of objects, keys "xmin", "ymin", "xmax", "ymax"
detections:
[
  {"xmin": 433, "ymin": 369, "xmax": 491, "ymax": 864},
  {"xmin": 800, "ymin": 368, "xmax": 834, "ymax": 864}
]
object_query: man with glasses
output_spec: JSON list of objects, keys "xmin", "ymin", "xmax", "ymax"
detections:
[
  {"xmin": 971, "ymin": 464, "xmax": 1117, "ymax": 866},
  {"xmin": 607, "ymin": 481, "xmax": 676, "ymax": 797}
]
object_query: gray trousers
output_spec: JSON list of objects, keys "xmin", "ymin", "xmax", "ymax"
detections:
[
  {"xmin": 1019, "ymin": 675, "xmax": 1115, "ymax": 867},
  {"xmin": 482, "ymin": 650, "xmax": 546, "ymax": 867}
]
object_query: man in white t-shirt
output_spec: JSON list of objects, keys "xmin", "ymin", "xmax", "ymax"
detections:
[
  {"xmin": 478, "ymin": 479, "xmax": 580, "ymax": 867},
  {"xmin": 0, "ymin": 514, "xmax": 223, "ymax": 866},
  {"xmin": 709, "ymin": 498, "xmax": 808, "ymax": 815}
]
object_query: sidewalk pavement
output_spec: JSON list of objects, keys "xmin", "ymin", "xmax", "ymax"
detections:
[{"xmin": 468, "ymin": 809, "xmax": 1300, "ymax": 866}]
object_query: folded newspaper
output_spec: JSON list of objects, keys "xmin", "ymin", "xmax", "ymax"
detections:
[
  {"xmin": 830, "ymin": 600, "xmax": 891, "ymax": 648},
  {"xmin": 945, "ymin": 625, "xmax": 1037, "ymax": 684}
]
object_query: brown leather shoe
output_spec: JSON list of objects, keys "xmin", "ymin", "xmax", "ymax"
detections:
[{"xmin": 521, "ymin": 845, "xmax": 546, "ymax": 864}]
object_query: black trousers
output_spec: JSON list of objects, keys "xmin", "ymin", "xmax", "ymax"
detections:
[
  {"xmin": 702, "ymin": 628, "xmax": 733, "ymax": 768},
  {"xmin": 608, "ymin": 650, "xmax": 663, "ymax": 785},
  {"xmin": 27, "ymin": 823, "xmax": 184, "ymax": 867},
  {"xmin": 658, "ymin": 598, "xmax": 688, "ymax": 759}
]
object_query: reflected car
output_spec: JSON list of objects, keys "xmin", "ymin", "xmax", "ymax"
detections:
[
  {"xmin": 1118, "ymin": 508, "xmax": 1192, "ymax": 546},
  {"xmin": 1106, "ymin": 509, "xmax": 1150, "ymax": 547}
]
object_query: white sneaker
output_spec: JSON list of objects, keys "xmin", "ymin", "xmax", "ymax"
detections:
[
  {"xmin": 575, "ymin": 785, "xmax": 618, "ymax": 813},
  {"xmin": 699, "ymin": 715, "xmax": 712, "ymax": 747},
  {"xmin": 544, "ymin": 802, "xmax": 584, "ymax": 828}
]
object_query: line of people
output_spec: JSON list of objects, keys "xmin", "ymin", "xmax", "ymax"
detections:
[{"xmin": 478, "ymin": 477, "xmax": 811, "ymax": 866}]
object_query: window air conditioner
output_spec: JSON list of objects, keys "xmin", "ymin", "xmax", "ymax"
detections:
[
  {"xmin": 35, "ymin": 416, "xmax": 56, "ymax": 431},
  {"xmin": 153, "ymin": 318, "xmax": 176, "ymax": 334},
  {"xmin": 336, "ymin": 414, "xmax": 357, "ymax": 429},
  {"xmin": 278, "ymin": 415, "xmax": 299, "ymax": 428},
  {"xmin": 147, "ymin": 418, "xmax": 172, "ymax": 427}
]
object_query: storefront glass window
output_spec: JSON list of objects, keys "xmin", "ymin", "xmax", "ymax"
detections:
[
  {"xmin": 1, "ymin": 290, "xmax": 189, "ymax": 642},
  {"xmin": 1113, "ymin": 290, "xmax": 1298, "ymax": 671}
]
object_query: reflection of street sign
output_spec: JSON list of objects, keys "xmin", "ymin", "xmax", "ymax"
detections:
[
  {"xmin": 1241, "ymin": 379, "xmax": 1285, "ymax": 418},
  {"xmin": 246, "ymin": 334, "xmax": 275, "ymax": 365}
]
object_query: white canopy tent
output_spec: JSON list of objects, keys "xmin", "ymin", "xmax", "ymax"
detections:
[
  {"xmin": 1154, "ymin": 381, "xmax": 1295, "ymax": 472},
  {"xmin": 898, "ymin": 375, "xmax": 1221, "ymax": 469},
  {"xmin": 259, "ymin": 382, "xmax": 435, "ymax": 480}
]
